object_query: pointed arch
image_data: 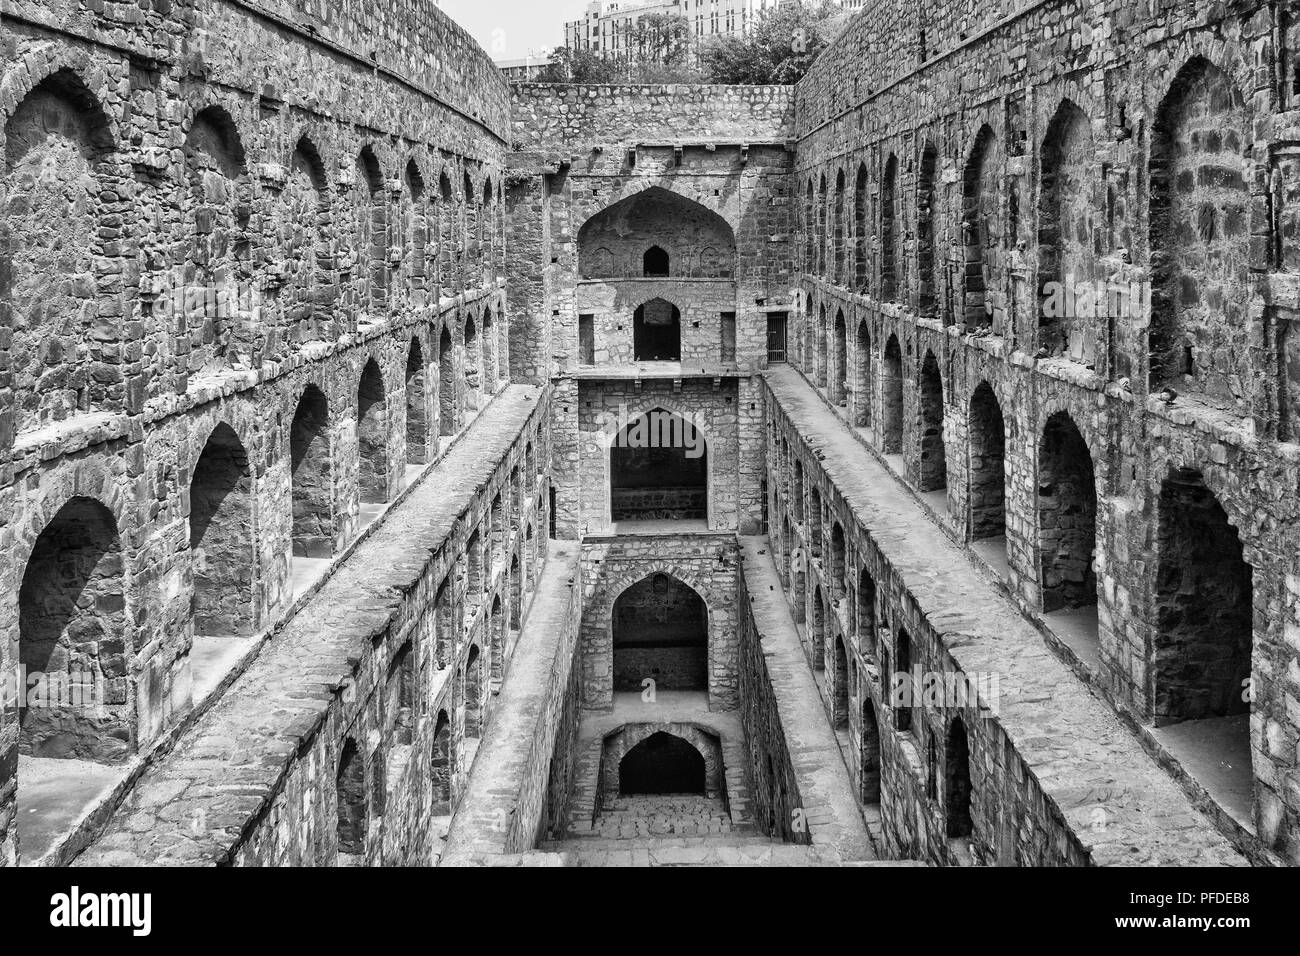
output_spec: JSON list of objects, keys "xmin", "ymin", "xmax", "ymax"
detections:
[
  {"xmin": 1149, "ymin": 57, "xmax": 1251, "ymax": 399},
  {"xmin": 967, "ymin": 382, "xmax": 1006, "ymax": 541},
  {"xmin": 918, "ymin": 350, "xmax": 947, "ymax": 492},
  {"xmin": 882, "ymin": 334, "xmax": 904, "ymax": 454},
  {"xmin": 612, "ymin": 572, "xmax": 709, "ymax": 692},
  {"xmin": 190, "ymin": 422, "xmax": 255, "ymax": 636},
  {"xmin": 3, "ymin": 69, "xmax": 116, "ymax": 434},
  {"xmin": 405, "ymin": 337, "xmax": 428, "ymax": 464},
  {"xmin": 855, "ymin": 319, "xmax": 873, "ymax": 427},
  {"xmin": 357, "ymin": 358, "xmax": 389, "ymax": 504},
  {"xmin": 438, "ymin": 324, "xmax": 455, "ymax": 436},
  {"xmin": 290, "ymin": 384, "xmax": 333, "ymax": 558},
  {"xmin": 917, "ymin": 143, "xmax": 938, "ymax": 315},
  {"xmin": 609, "ymin": 406, "xmax": 708, "ymax": 522},
  {"xmin": 1037, "ymin": 411, "xmax": 1097, "ymax": 612},
  {"xmin": 855, "ymin": 162, "xmax": 869, "ymax": 290},
  {"xmin": 19, "ymin": 495, "xmax": 129, "ymax": 761},
  {"xmin": 1039, "ymin": 99, "xmax": 1098, "ymax": 360},
  {"xmin": 881, "ymin": 153, "xmax": 898, "ymax": 300},
  {"xmin": 962, "ymin": 125, "xmax": 1000, "ymax": 331}
]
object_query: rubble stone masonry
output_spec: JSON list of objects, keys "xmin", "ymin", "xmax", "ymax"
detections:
[{"xmin": 3, "ymin": 0, "xmax": 1297, "ymax": 868}]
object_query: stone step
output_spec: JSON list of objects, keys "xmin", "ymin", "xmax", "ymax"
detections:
[{"xmin": 539, "ymin": 833, "xmax": 782, "ymax": 852}]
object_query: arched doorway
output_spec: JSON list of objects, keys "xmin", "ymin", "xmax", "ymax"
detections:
[
  {"xmin": 609, "ymin": 408, "xmax": 707, "ymax": 522},
  {"xmin": 643, "ymin": 245, "xmax": 669, "ymax": 276},
  {"xmin": 945, "ymin": 718, "xmax": 973, "ymax": 839},
  {"xmin": 618, "ymin": 732, "xmax": 706, "ymax": 795},
  {"xmin": 612, "ymin": 573, "xmax": 708, "ymax": 692},
  {"xmin": 190, "ymin": 423, "xmax": 255, "ymax": 637},
  {"xmin": 463, "ymin": 644, "xmax": 483, "ymax": 738},
  {"xmin": 633, "ymin": 298, "xmax": 681, "ymax": 361},
  {"xmin": 290, "ymin": 385, "xmax": 332, "ymax": 558},
  {"xmin": 357, "ymin": 359, "xmax": 388, "ymax": 505},
  {"xmin": 918, "ymin": 350, "xmax": 947, "ymax": 492},
  {"xmin": 1154, "ymin": 470, "xmax": 1252, "ymax": 725},
  {"xmin": 833, "ymin": 636, "xmax": 849, "ymax": 728},
  {"xmin": 968, "ymin": 382, "xmax": 1006, "ymax": 541},
  {"xmin": 19, "ymin": 496, "xmax": 129, "ymax": 762},
  {"xmin": 860, "ymin": 699, "xmax": 881, "ymax": 803},
  {"xmin": 438, "ymin": 325, "xmax": 455, "ymax": 437},
  {"xmin": 405, "ymin": 338, "xmax": 427, "ymax": 465},
  {"xmin": 882, "ymin": 335, "xmax": 904, "ymax": 454},
  {"xmin": 1037, "ymin": 411, "xmax": 1096, "ymax": 612}
]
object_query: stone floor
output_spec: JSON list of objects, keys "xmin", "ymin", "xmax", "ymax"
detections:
[
  {"xmin": 15, "ymin": 757, "xmax": 123, "ymax": 865},
  {"xmin": 588, "ymin": 794, "xmax": 736, "ymax": 839}
]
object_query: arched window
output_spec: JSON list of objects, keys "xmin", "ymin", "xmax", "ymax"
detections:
[
  {"xmin": 1037, "ymin": 412, "xmax": 1097, "ymax": 613},
  {"xmin": 19, "ymin": 497, "xmax": 128, "ymax": 762},
  {"xmin": 613, "ymin": 573, "xmax": 708, "ymax": 691},
  {"xmin": 633, "ymin": 298, "xmax": 681, "ymax": 361},
  {"xmin": 643, "ymin": 245, "xmax": 669, "ymax": 276},
  {"xmin": 290, "ymin": 385, "xmax": 333, "ymax": 558},
  {"xmin": 357, "ymin": 359, "xmax": 389, "ymax": 505},
  {"xmin": 1154, "ymin": 470, "xmax": 1252, "ymax": 726},
  {"xmin": 190, "ymin": 423, "xmax": 255, "ymax": 637},
  {"xmin": 610, "ymin": 408, "xmax": 707, "ymax": 522}
]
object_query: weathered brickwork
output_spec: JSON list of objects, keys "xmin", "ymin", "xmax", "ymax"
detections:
[
  {"xmin": 5, "ymin": 0, "xmax": 1295, "ymax": 870},
  {"xmin": 790, "ymin": 0, "xmax": 1300, "ymax": 863},
  {"xmin": 0, "ymin": 0, "xmax": 513, "ymax": 865},
  {"xmin": 578, "ymin": 533, "xmax": 741, "ymax": 711},
  {"xmin": 764, "ymin": 368, "xmax": 1245, "ymax": 866}
]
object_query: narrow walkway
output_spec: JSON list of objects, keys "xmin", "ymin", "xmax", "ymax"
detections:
[
  {"xmin": 738, "ymin": 536, "xmax": 878, "ymax": 861},
  {"xmin": 766, "ymin": 367, "xmax": 1246, "ymax": 867},
  {"xmin": 75, "ymin": 386, "xmax": 543, "ymax": 866},
  {"xmin": 441, "ymin": 544, "xmax": 582, "ymax": 861}
]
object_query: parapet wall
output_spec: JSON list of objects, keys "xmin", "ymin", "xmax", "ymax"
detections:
[{"xmin": 510, "ymin": 84, "xmax": 795, "ymax": 153}]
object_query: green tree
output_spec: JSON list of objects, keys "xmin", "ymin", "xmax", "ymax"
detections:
[
  {"xmin": 701, "ymin": 1, "xmax": 842, "ymax": 85},
  {"xmin": 631, "ymin": 13, "xmax": 693, "ymax": 67},
  {"xmin": 535, "ymin": 46, "xmax": 621, "ymax": 84}
]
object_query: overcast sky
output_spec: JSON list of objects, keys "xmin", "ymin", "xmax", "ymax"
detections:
[{"xmin": 437, "ymin": 0, "xmax": 592, "ymax": 61}]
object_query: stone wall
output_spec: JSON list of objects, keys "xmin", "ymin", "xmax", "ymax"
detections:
[
  {"xmin": 764, "ymin": 370, "xmax": 1244, "ymax": 866},
  {"xmin": 578, "ymin": 532, "xmax": 740, "ymax": 711},
  {"xmin": 736, "ymin": 563, "xmax": 811, "ymax": 845},
  {"xmin": 0, "ymin": 0, "xmax": 512, "ymax": 866},
  {"xmin": 550, "ymin": 377, "xmax": 764, "ymax": 536},
  {"xmin": 789, "ymin": 0, "xmax": 1300, "ymax": 862}
]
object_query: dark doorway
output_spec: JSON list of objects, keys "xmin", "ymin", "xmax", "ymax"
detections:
[
  {"xmin": 190, "ymin": 423, "xmax": 254, "ymax": 636},
  {"xmin": 619, "ymin": 732, "xmax": 706, "ymax": 795},
  {"xmin": 1154, "ymin": 469, "xmax": 1253, "ymax": 723},
  {"xmin": 767, "ymin": 311, "xmax": 788, "ymax": 364},
  {"xmin": 19, "ymin": 496, "xmax": 127, "ymax": 762},
  {"xmin": 613, "ymin": 573, "xmax": 708, "ymax": 691},
  {"xmin": 633, "ymin": 298, "xmax": 681, "ymax": 361},
  {"xmin": 643, "ymin": 245, "xmax": 669, "ymax": 277},
  {"xmin": 1037, "ymin": 411, "xmax": 1097, "ymax": 612},
  {"xmin": 290, "ymin": 385, "xmax": 332, "ymax": 558},
  {"xmin": 946, "ymin": 718, "xmax": 973, "ymax": 838},
  {"xmin": 610, "ymin": 408, "xmax": 707, "ymax": 521}
]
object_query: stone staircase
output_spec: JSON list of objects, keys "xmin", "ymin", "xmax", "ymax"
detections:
[
  {"xmin": 540, "ymin": 791, "xmax": 843, "ymax": 866},
  {"xmin": 574, "ymin": 794, "xmax": 742, "ymax": 840}
]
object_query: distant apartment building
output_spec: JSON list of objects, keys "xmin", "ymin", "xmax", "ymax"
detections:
[
  {"xmin": 496, "ymin": 55, "xmax": 558, "ymax": 82},
  {"xmin": 564, "ymin": 0, "xmax": 860, "ymax": 58}
]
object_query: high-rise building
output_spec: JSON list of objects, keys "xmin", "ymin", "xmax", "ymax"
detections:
[{"xmin": 565, "ymin": 0, "xmax": 850, "ymax": 59}]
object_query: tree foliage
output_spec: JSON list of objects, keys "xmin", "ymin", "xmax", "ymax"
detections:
[
  {"xmin": 700, "ymin": 1, "xmax": 843, "ymax": 85},
  {"xmin": 532, "ymin": 3, "xmax": 847, "ymax": 86},
  {"xmin": 535, "ymin": 14, "xmax": 702, "ymax": 84}
]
